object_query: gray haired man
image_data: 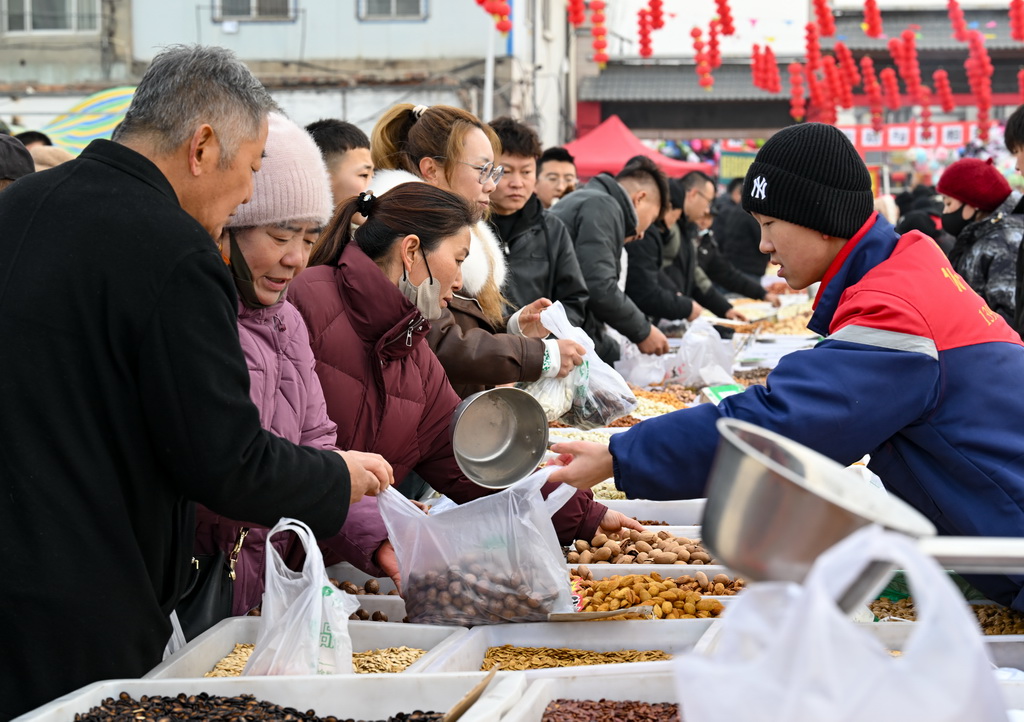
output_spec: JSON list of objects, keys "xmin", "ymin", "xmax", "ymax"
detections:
[{"xmin": 0, "ymin": 45, "xmax": 391, "ymax": 718}]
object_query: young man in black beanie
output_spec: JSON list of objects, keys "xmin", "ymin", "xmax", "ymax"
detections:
[{"xmin": 549, "ymin": 122, "xmax": 1024, "ymax": 612}]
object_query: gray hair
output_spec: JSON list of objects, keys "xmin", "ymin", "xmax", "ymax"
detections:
[{"xmin": 113, "ymin": 45, "xmax": 276, "ymax": 167}]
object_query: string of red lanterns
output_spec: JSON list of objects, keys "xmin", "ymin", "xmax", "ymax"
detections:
[
  {"xmin": 813, "ymin": 0, "xmax": 836, "ymax": 38},
  {"xmin": 834, "ymin": 41, "xmax": 862, "ymax": 89},
  {"xmin": 691, "ymin": 26, "xmax": 715, "ymax": 89},
  {"xmin": 649, "ymin": 0, "xmax": 664, "ymax": 31},
  {"xmin": 479, "ymin": 0, "xmax": 511, "ymax": 35},
  {"xmin": 708, "ymin": 18, "xmax": 722, "ymax": 70},
  {"xmin": 919, "ymin": 86, "xmax": 934, "ymax": 140},
  {"xmin": 1018, "ymin": 69, "xmax": 1024, "ymax": 104},
  {"xmin": 788, "ymin": 62, "xmax": 806, "ymax": 122},
  {"xmin": 637, "ymin": 8, "xmax": 653, "ymax": 58},
  {"xmin": 566, "ymin": 0, "xmax": 585, "ymax": 27},
  {"xmin": 1011, "ymin": 0, "xmax": 1024, "ymax": 41},
  {"xmin": 933, "ymin": 69, "xmax": 955, "ymax": 113},
  {"xmin": 591, "ymin": 0, "xmax": 608, "ymax": 67},
  {"xmin": 863, "ymin": 0, "xmax": 883, "ymax": 39},
  {"xmin": 805, "ymin": 22, "xmax": 823, "ymax": 75},
  {"xmin": 860, "ymin": 55, "xmax": 885, "ymax": 133},
  {"xmin": 966, "ymin": 29, "xmax": 994, "ymax": 141},
  {"xmin": 948, "ymin": 0, "xmax": 969, "ymax": 43},
  {"xmin": 880, "ymin": 67, "xmax": 901, "ymax": 111},
  {"xmin": 714, "ymin": 0, "xmax": 735, "ymax": 36}
]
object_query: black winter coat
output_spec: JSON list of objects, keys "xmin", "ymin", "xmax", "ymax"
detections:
[
  {"xmin": 0, "ymin": 140, "xmax": 349, "ymax": 719},
  {"xmin": 663, "ymin": 224, "xmax": 734, "ymax": 318},
  {"xmin": 625, "ymin": 221, "xmax": 696, "ymax": 321},
  {"xmin": 549, "ymin": 174, "xmax": 651, "ymax": 363},
  {"xmin": 715, "ymin": 204, "xmax": 769, "ymax": 279},
  {"xmin": 490, "ymin": 194, "xmax": 589, "ymax": 326},
  {"xmin": 695, "ymin": 229, "xmax": 768, "ymax": 301}
]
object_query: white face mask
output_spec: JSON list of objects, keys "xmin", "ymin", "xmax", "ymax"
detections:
[{"xmin": 398, "ymin": 252, "xmax": 444, "ymax": 321}]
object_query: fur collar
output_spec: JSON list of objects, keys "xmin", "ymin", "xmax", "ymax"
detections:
[{"xmin": 368, "ymin": 169, "xmax": 507, "ymax": 298}]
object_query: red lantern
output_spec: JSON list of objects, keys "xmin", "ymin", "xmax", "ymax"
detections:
[
  {"xmin": 692, "ymin": 26, "xmax": 714, "ymax": 89},
  {"xmin": 482, "ymin": 0, "xmax": 500, "ymax": 13},
  {"xmin": 864, "ymin": 0, "xmax": 883, "ymax": 39},
  {"xmin": 834, "ymin": 41, "xmax": 861, "ymax": 88},
  {"xmin": 933, "ymin": 69, "xmax": 955, "ymax": 112},
  {"xmin": 880, "ymin": 67, "xmax": 901, "ymax": 111},
  {"xmin": 920, "ymin": 86, "xmax": 933, "ymax": 140},
  {"xmin": 813, "ymin": 0, "xmax": 836, "ymax": 38},
  {"xmin": 638, "ymin": 9, "xmax": 653, "ymax": 58},
  {"xmin": 805, "ymin": 22, "xmax": 822, "ymax": 74},
  {"xmin": 714, "ymin": 0, "xmax": 735, "ymax": 35},
  {"xmin": 789, "ymin": 63, "xmax": 806, "ymax": 121},
  {"xmin": 496, "ymin": 16, "xmax": 512, "ymax": 33},
  {"xmin": 823, "ymin": 55, "xmax": 852, "ymax": 109},
  {"xmin": 567, "ymin": 0, "xmax": 586, "ymax": 27},
  {"xmin": 894, "ymin": 29, "xmax": 922, "ymax": 104},
  {"xmin": 764, "ymin": 46, "xmax": 781, "ymax": 93},
  {"xmin": 591, "ymin": 1, "xmax": 608, "ymax": 67},
  {"xmin": 948, "ymin": 0, "xmax": 968, "ymax": 43},
  {"xmin": 751, "ymin": 44, "xmax": 763, "ymax": 89},
  {"xmin": 1012, "ymin": 0, "xmax": 1024, "ymax": 42},
  {"xmin": 708, "ymin": 19, "xmax": 722, "ymax": 69},
  {"xmin": 649, "ymin": 0, "xmax": 665, "ymax": 31}
]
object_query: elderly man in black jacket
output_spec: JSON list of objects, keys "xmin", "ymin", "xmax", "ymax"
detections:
[
  {"xmin": 487, "ymin": 117, "xmax": 589, "ymax": 327},
  {"xmin": 550, "ymin": 156, "xmax": 671, "ymax": 363},
  {"xmin": 0, "ymin": 45, "xmax": 392, "ymax": 719}
]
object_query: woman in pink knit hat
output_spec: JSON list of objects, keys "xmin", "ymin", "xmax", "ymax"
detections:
[
  {"xmin": 184, "ymin": 113, "xmax": 392, "ymax": 638},
  {"xmin": 937, "ymin": 157, "xmax": 1024, "ymax": 324}
]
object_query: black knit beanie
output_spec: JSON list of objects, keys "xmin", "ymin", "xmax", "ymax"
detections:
[{"xmin": 742, "ymin": 123, "xmax": 874, "ymax": 239}]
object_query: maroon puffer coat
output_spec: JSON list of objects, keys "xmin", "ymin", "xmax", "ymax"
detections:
[{"xmin": 289, "ymin": 244, "xmax": 606, "ymax": 575}]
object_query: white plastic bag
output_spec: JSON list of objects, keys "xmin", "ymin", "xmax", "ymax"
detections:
[
  {"xmin": 516, "ymin": 375, "xmax": 574, "ymax": 421},
  {"xmin": 666, "ymin": 318, "xmax": 734, "ymax": 386},
  {"xmin": 377, "ymin": 467, "xmax": 575, "ymax": 626},
  {"xmin": 614, "ymin": 339, "xmax": 673, "ymax": 388},
  {"xmin": 675, "ymin": 525, "xmax": 1008, "ymax": 722},
  {"xmin": 244, "ymin": 518, "xmax": 360, "ymax": 676},
  {"xmin": 540, "ymin": 302, "xmax": 637, "ymax": 429}
]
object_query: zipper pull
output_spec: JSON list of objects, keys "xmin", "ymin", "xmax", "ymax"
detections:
[{"xmin": 406, "ymin": 327, "xmax": 414, "ymax": 346}]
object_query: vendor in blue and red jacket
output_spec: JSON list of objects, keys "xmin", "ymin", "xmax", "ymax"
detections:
[{"xmin": 549, "ymin": 122, "xmax": 1024, "ymax": 610}]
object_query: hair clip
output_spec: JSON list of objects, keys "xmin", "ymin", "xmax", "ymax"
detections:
[
  {"xmin": 412, "ymin": 104, "xmax": 429, "ymax": 119},
  {"xmin": 356, "ymin": 191, "xmax": 375, "ymax": 217}
]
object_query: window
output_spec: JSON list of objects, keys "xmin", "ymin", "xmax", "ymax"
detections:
[
  {"xmin": 213, "ymin": 0, "xmax": 295, "ymax": 21},
  {"xmin": 359, "ymin": 0, "xmax": 426, "ymax": 21},
  {"xmin": 4, "ymin": 0, "xmax": 98, "ymax": 32}
]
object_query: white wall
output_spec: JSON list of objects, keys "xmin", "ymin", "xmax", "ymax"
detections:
[{"xmin": 131, "ymin": 0, "xmax": 497, "ymax": 62}]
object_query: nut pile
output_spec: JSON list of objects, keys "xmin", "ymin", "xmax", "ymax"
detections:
[
  {"xmin": 404, "ymin": 563, "xmax": 563, "ymax": 626},
  {"xmin": 630, "ymin": 388, "xmax": 690, "ymax": 410},
  {"xmin": 633, "ymin": 518, "xmax": 670, "ymax": 526},
  {"xmin": 205, "ymin": 643, "xmax": 254, "ymax": 677},
  {"xmin": 655, "ymin": 384, "xmax": 702, "ymax": 406},
  {"xmin": 549, "ymin": 429, "xmax": 612, "ymax": 445},
  {"xmin": 605, "ymin": 414, "xmax": 641, "ymax": 427},
  {"xmin": 542, "ymin": 699, "xmax": 680, "ymax": 722},
  {"xmin": 733, "ymin": 368, "xmax": 771, "ymax": 388},
  {"xmin": 352, "ymin": 646, "xmax": 426, "ymax": 674},
  {"xmin": 869, "ymin": 597, "xmax": 916, "ymax": 621},
  {"xmin": 331, "ymin": 578, "xmax": 400, "ymax": 596},
  {"xmin": 481, "ymin": 644, "xmax": 671, "ymax": 671},
  {"xmin": 592, "ymin": 480, "xmax": 626, "ymax": 500},
  {"xmin": 759, "ymin": 313, "xmax": 814, "ymax": 335},
  {"xmin": 349, "ymin": 609, "xmax": 403, "ymax": 623},
  {"xmin": 566, "ymin": 529, "xmax": 714, "ymax": 565},
  {"xmin": 572, "ymin": 571, "xmax": 729, "ymax": 619},
  {"xmin": 633, "ymin": 397, "xmax": 680, "ymax": 416},
  {"xmin": 869, "ymin": 597, "xmax": 1024, "ymax": 634},
  {"xmin": 573, "ymin": 567, "xmax": 743, "ymax": 597},
  {"xmin": 73, "ymin": 692, "xmax": 443, "ymax": 721}
]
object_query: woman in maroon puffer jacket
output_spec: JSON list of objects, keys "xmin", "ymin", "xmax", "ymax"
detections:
[{"xmin": 289, "ymin": 183, "xmax": 639, "ymax": 585}]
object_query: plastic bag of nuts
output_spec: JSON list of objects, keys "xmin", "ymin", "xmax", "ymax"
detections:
[{"xmin": 378, "ymin": 471, "xmax": 574, "ymax": 626}]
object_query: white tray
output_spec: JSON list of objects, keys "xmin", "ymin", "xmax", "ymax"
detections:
[
  {"xmin": 602, "ymin": 499, "xmax": 707, "ymax": 525},
  {"xmin": 325, "ymin": 561, "xmax": 406, "ymax": 621},
  {"xmin": 419, "ymin": 619, "xmax": 714, "ymax": 677},
  {"xmin": 14, "ymin": 671, "xmax": 526, "ymax": 722},
  {"xmin": 503, "ymin": 667, "xmax": 679, "ymax": 722},
  {"xmin": 145, "ymin": 617, "xmax": 467, "ymax": 679}
]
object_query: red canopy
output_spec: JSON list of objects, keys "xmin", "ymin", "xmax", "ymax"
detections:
[{"xmin": 564, "ymin": 115, "xmax": 715, "ymax": 180}]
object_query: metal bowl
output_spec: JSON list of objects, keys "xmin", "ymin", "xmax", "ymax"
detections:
[
  {"xmin": 450, "ymin": 387, "xmax": 549, "ymax": 489},
  {"xmin": 701, "ymin": 418, "xmax": 936, "ymax": 584}
]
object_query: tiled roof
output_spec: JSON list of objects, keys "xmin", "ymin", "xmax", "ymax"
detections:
[
  {"xmin": 579, "ymin": 63, "xmax": 782, "ymax": 103},
  {"xmin": 825, "ymin": 8, "xmax": 1020, "ymax": 51}
]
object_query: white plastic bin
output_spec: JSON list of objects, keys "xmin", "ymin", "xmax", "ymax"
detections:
[
  {"xmin": 145, "ymin": 617, "xmax": 467, "ymax": 679},
  {"xmin": 14, "ymin": 671, "xmax": 526, "ymax": 722},
  {"xmin": 602, "ymin": 499, "xmax": 707, "ymax": 525},
  {"xmin": 420, "ymin": 619, "xmax": 714, "ymax": 677},
  {"xmin": 502, "ymin": 667, "xmax": 679, "ymax": 722},
  {"xmin": 325, "ymin": 561, "xmax": 406, "ymax": 621}
]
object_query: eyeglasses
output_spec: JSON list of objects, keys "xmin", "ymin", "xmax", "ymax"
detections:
[
  {"xmin": 696, "ymin": 190, "xmax": 715, "ymax": 206},
  {"xmin": 436, "ymin": 157, "xmax": 505, "ymax": 185}
]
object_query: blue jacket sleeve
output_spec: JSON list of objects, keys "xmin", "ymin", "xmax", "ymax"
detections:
[{"xmin": 609, "ymin": 339, "xmax": 940, "ymax": 500}]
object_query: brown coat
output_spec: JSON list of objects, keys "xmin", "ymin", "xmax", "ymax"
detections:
[{"xmin": 427, "ymin": 295, "xmax": 546, "ymax": 399}]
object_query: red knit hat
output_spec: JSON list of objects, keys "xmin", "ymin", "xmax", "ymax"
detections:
[{"xmin": 936, "ymin": 157, "xmax": 1011, "ymax": 213}]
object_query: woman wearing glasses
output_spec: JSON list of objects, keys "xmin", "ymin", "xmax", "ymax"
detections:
[{"xmin": 368, "ymin": 103, "xmax": 585, "ymax": 398}]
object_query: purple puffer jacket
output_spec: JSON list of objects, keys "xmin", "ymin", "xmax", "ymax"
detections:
[{"xmin": 193, "ymin": 298, "xmax": 338, "ymax": 616}]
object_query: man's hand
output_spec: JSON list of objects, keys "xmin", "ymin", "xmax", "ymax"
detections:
[
  {"xmin": 546, "ymin": 441, "xmax": 615, "ymax": 489},
  {"xmin": 336, "ymin": 450, "xmax": 394, "ymax": 505},
  {"xmin": 598, "ymin": 509, "xmax": 644, "ymax": 536},
  {"xmin": 555, "ymin": 338, "xmax": 586, "ymax": 378},
  {"xmin": 374, "ymin": 540, "xmax": 401, "ymax": 592},
  {"xmin": 686, "ymin": 301, "xmax": 705, "ymax": 322},
  {"xmin": 517, "ymin": 298, "xmax": 554, "ymax": 338},
  {"xmin": 724, "ymin": 308, "xmax": 748, "ymax": 322},
  {"xmin": 765, "ymin": 292, "xmax": 782, "ymax": 307},
  {"xmin": 637, "ymin": 325, "xmax": 670, "ymax": 355}
]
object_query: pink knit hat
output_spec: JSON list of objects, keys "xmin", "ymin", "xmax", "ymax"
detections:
[{"xmin": 227, "ymin": 112, "xmax": 333, "ymax": 229}]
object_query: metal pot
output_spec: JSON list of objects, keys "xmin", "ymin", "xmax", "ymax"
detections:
[
  {"xmin": 450, "ymin": 387, "xmax": 548, "ymax": 489},
  {"xmin": 702, "ymin": 418, "xmax": 1024, "ymax": 612}
]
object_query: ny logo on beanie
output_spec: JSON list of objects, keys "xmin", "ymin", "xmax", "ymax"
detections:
[{"xmin": 751, "ymin": 176, "xmax": 767, "ymax": 200}]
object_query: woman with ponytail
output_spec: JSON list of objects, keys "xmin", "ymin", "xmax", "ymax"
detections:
[
  {"xmin": 289, "ymin": 183, "xmax": 638, "ymax": 585},
  {"xmin": 367, "ymin": 103, "xmax": 585, "ymax": 398}
]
